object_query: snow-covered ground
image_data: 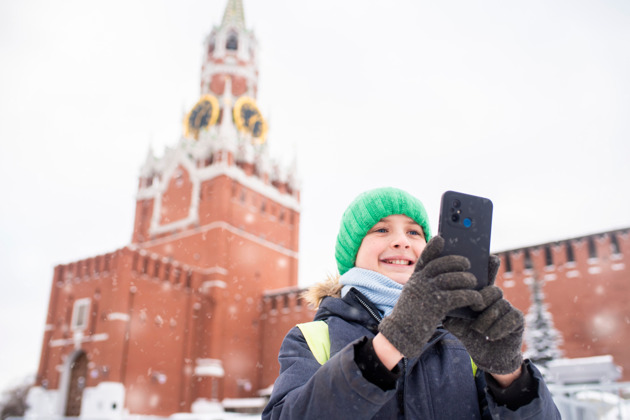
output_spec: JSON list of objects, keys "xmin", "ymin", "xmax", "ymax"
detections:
[
  {"xmin": 550, "ymin": 384, "xmax": 630, "ymax": 420},
  {"xmin": 6, "ymin": 398, "xmax": 630, "ymax": 419},
  {"xmin": 8, "ymin": 379, "xmax": 630, "ymax": 419}
]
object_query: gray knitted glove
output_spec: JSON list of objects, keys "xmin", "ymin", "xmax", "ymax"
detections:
[
  {"xmin": 379, "ymin": 236, "xmax": 483, "ymax": 358},
  {"xmin": 444, "ymin": 256, "xmax": 524, "ymax": 374}
]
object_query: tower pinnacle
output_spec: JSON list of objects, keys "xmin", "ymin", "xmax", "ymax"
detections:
[{"xmin": 221, "ymin": 0, "xmax": 245, "ymax": 30}]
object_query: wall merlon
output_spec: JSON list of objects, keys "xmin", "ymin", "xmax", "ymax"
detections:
[
  {"xmin": 54, "ymin": 252, "xmax": 118, "ymax": 283},
  {"xmin": 263, "ymin": 287, "xmax": 308, "ymax": 317},
  {"xmin": 498, "ymin": 228, "xmax": 629, "ymax": 277}
]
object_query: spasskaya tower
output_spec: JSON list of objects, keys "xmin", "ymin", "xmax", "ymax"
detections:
[{"xmin": 30, "ymin": 0, "xmax": 309, "ymax": 417}]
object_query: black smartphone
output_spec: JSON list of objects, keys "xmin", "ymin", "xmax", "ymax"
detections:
[{"xmin": 437, "ymin": 191, "xmax": 493, "ymax": 319}]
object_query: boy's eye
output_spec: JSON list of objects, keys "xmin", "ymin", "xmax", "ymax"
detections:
[
  {"xmin": 409, "ymin": 230, "xmax": 423, "ymax": 237},
  {"xmin": 375, "ymin": 228, "xmax": 388, "ymax": 233}
]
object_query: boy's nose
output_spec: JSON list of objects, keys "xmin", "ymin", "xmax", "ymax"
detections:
[{"xmin": 392, "ymin": 233, "xmax": 411, "ymax": 249}]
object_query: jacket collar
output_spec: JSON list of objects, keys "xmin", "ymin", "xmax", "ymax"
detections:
[{"xmin": 314, "ymin": 287, "xmax": 381, "ymax": 333}]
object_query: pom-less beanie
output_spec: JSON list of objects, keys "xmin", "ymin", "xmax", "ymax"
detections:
[{"xmin": 335, "ymin": 187, "xmax": 432, "ymax": 275}]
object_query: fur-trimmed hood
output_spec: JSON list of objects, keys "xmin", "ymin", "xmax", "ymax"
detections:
[{"xmin": 301, "ymin": 275, "xmax": 342, "ymax": 310}]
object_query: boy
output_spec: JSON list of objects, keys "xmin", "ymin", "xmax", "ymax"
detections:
[{"xmin": 263, "ymin": 187, "xmax": 560, "ymax": 419}]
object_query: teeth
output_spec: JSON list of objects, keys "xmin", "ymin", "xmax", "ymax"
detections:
[{"xmin": 386, "ymin": 259, "xmax": 411, "ymax": 265}]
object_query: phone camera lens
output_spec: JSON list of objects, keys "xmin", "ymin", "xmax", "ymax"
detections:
[
  {"xmin": 452, "ymin": 199, "xmax": 461, "ymax": 208},
  {"xmin": 451, "ymin": 214, "xmax": 460, "ymax": 223}
]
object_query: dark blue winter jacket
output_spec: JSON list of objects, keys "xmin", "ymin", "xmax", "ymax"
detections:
[{"xmin": 263, "ymin": 287, "xmax": 561, "ymax": 419}]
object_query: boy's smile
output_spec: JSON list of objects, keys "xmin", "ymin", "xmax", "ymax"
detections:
[{"xmin": 355, "ymin": 214, "xmax": 427, "ymax": 285}]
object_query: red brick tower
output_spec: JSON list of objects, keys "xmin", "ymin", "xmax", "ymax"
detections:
[
  {"xmin": 30, "ymin": 0, "xmax": 303, "ymax": 416},
  {"xmin": 128, "ymin": 0, "xmax": 301, "ymax": 409}
]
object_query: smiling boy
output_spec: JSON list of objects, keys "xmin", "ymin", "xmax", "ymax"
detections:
[
  {"xmin": 354, "ymin": 214, "xmax": 426, "ymax": 284},
  {"xmin": 263, "ymin": 187, "xmax": 560, "ymax": 419}
]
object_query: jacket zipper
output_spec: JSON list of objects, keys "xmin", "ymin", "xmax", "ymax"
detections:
[
  {"xmin": 354, "ymin": 294, "xmax": 383, "ymax": 323},
  {"xmin": 354, "ymin": 295, "xmax": 406, "ymax": 416}
]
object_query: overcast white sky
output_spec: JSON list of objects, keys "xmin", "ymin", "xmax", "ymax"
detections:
[{"xmin": 1, "ymin": 0, "xmax": 629, "ymax": 394}]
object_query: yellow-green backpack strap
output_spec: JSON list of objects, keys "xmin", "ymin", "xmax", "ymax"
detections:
[
  {"xmin": 296, "ymin": 321, "xmax": 476, "ymax": 375},
  {"xmin": 297, "ymin": 320, "xmax": 331, "ymax": 365}
]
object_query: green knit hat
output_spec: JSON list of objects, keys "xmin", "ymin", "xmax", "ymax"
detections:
[{"xmin": 335, "ymin": 187, "xmax": 432, "ymax": 275}]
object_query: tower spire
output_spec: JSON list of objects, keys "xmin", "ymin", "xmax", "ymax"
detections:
[{"xmin": 221, "ymin": 0, "xmax": 245, "ymax": 30}]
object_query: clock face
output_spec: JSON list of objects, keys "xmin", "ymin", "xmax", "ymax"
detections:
[
  {"xmin": 233, "ymin": 96, "xmax": 268, "ymax": 144},
  {"xmin": 184, "ymin": 95, "xmax": 220, "ymax": 139}
]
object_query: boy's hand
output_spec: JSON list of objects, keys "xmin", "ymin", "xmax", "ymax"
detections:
[
  {"xmin": 443, "ymin": 257, "xmax": 524, "ymax": 375},
  {"xmin": 378, "ymin": 236, "xmax": 483, "ymax": 359}
]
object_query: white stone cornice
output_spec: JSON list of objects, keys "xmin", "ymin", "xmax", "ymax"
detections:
[
  {"xmin": 50, "ymin": 333, "xmax": 109, "ymax": 348},
  {"xmin": 106, "ymin": 312, "xmax": 130, "ymax": 322},
  {"xmin": 201, "ymin": 280, "xmax": 228, "ymax": 294},
  {"xmin": 199, "ymin": 266, "xmax": 228, "ymax": 275},
  {"xmin": 140, "ymin": 219, "xmax": 298, "ymax": 259},
  {"xmin": 195, "ymin": 358, "xmax": 224, "ymax": 377},
  {"xmin": 197, "ymin": 162, "xmax": 299, "ymax": 210},
  {"xmin": 138, "ymin": 160, "xmax": 300, "ymax": 211}
]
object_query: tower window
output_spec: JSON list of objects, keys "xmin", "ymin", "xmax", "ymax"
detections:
[
  {"xmin": 71, "ymin": 298, "xmax": 91, "ymax": 331},
  {"xmin": 588, "ymin": 237, "xmax": 597, "ymax": 260},
  {"xmin": 503, "ymin": 253, "xmax": 512, "ymax": 273},
  {"xmin": 566, "ymin": 241, "xmax": 575, "ymax": 263},
  {"xmin": 610, "ymin": 233, "xmax": 622, "ymax": 255},
  {"xmin": 524, "ymin": 249, "xmax": 533, "ymax": 270},
  {"xmin": 226, "ymin": 33, "xmax": 238, "ymax": 50},
  {"xmin": 185, "ymin": 269, "xmax": 193, "ymax": 289},
  {"xmin": 544, "ymin": 245, "xmax": 553, "ymax": 267}
]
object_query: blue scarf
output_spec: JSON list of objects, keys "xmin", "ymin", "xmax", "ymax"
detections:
[{"xmin": 340, "ymin": 268, "xmax": 402, "ymax": 317}]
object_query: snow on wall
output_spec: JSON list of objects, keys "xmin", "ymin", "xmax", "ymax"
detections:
[
  {"xmin": 24, "ymin": 382, "xmax": 126, "ymax": 419},
  {"xmin": 24, "ymin": 387, "xmax": 58, "ymax": 419},
  {"xmin": 80, "ymin": 382, "xmax": 126, "ymax": 419}
]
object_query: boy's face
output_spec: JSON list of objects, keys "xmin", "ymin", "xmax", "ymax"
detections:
[{"xmin": 354, "ymin": 214, "xmax": 426, "ymax": 285}]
